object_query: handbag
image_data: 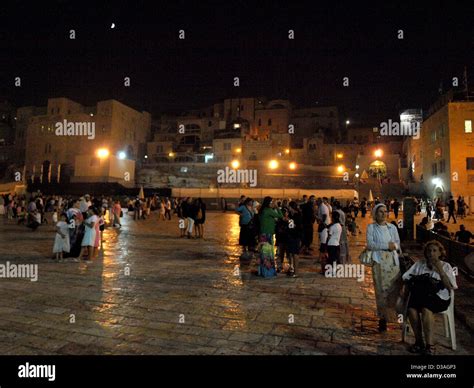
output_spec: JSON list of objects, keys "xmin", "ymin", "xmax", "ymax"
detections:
[{"xmin": 359, "ymin": 248, "xmax": 374, "ymax": 267}]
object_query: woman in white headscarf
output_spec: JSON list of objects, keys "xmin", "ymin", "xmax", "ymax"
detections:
[{"xmin": 366, "ymin": 203, "xmax": 401, "ymax": 332}]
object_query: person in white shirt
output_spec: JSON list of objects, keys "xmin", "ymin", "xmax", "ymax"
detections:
[
  {"xmin": 402, "ymin": 240, "xmax": 457, "ymax": 355},
  {"xmin": 79, "ymin": 207, "xmax": 98, "ymax": 262},
  {"xmin": 366, "ymin": 203, "xmax": 402, "ymax": 332},
  {"xmin": 326, "ymin": 211, "xmax": 342, "ymax": 265},
  {"xmin": 317, "ymin": 198, "xmax": 331, "ymax": 225}
]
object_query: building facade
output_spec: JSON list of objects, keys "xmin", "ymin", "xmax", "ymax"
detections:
[{"xmin": 21, "ymin": 97, "xmax": 151, "ymax": 183}]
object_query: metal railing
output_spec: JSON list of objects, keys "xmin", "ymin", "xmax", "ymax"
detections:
[{"xmin": 416, "ymin": 225, "xmax": 474, "ymax": 279}]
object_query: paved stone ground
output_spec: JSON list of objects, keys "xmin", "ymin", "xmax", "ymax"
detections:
[{"xmin": 0, "ymin": 211, "xmax": 472, "ymax": 355}]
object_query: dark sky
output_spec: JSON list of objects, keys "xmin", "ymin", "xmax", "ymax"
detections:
[{"xmin": 1, "ymin": 0, "xmax": 473, "ymax": 125}]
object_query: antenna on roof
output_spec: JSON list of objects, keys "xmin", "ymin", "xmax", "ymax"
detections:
[{"xmin": 463, "ymin": 66, "xmax": 469, "ymax": 101}]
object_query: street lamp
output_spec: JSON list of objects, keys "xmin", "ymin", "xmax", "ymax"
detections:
[
  {"xmin": 337, "ymin": 165, "xmax": 345, "ymax": 173},
  {"xmin": 336, "ymin": 153, "xmax": 344, "ymax": 159},
  {"xmin": 96, "ymin": 148, "xmax": 110, "ymax": 158},
  {"xmin": 231, "ymin": 160, "xmax": 240, "ymax": 169},
  {"xmin": 374, "ymin": 149, "xmax": 383, "ymax": 158},
  {"xmin": 118, "ymin": 151, "xmax": 126, "ymax": 160},
  {"xmin": 284, "ymin": 148, "xmax": 290, "ymax": 155},
  {"xmin": 269, "ymin": 160, "xmax": 279, "ymax": 170},
  {"xmin": 289, "ymin": 162, "xmax": 297, "ymax": 170}
]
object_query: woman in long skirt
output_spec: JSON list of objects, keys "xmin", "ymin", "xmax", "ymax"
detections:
[{"xmin": 366, "ymin": 203, "xmax": 402, "ymax": 331}]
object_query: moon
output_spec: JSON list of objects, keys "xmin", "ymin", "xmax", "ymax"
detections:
[{"xmin": 111, "ymin": 23, "xmax": 115, "ymax": 29}]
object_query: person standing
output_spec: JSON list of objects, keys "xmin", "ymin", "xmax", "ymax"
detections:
[
  {"xmin": 258, "ymin": 196, "xmax": 283, "ymax": 272},
  {"xmin": 360, "ymin": 197, "xmax": 368, "ymax": 218},
  {"xmin": 286, "ymin": 201, "xmax": 303, "ymax": 277},
  {"xmin": 79, "ymin": 207, "xmax": 98, "ymax": 262},
  {"xmin": 113, "ymin": 200, "xmax": 122, "ymax": 228},
  {"xmin": 133, "ymin": 197, "xmax": 141, "ymax": 220},
  {"xmin": 165, "ymin": 198, "xmax": 172, "ymax": 220},
  {"xmin": 333, "ymin": 201, "xmax": 350, "ymax": 264},
  {"xmin": 300, "ymin": 196, "xmax": 316, "ymax": 254},
  {"xmin": 446, "ymin": 195, "xmax": 456, "ymax": 224},
  {"xmin": 177, "ymin": 198, "xmax": 186, "ymax": 238},
  {"xmin": 159, "ymin": 199, "xmax": 166, "ymax": 221},
  {"xmin": 194, "ymin": 198, "xmax": 206, "ymax": 238},
  {"xmin": 366, "ymin": 203, "xmax": 402, "ymax": 332},
  {"xmin": 53, "ymin": 213, "xmax": 70, "ymax": 262},
  {"xmin": 326, "ymin": 211, "xmax": 342, "ymax": 265},
  {"xmin": 352, "ymin": 197, "xmax": 359, "ymax": 218},
  {"xmin": 236, "ymin": 198, "xmax": 256, "ymax": 259},
  {"xmin": 185, "ymin": 197, "xmax": 195, "ymax": 238},
  {"xmin": 392, "ymin": 198, "xmax": 400, "ymax": 219}
]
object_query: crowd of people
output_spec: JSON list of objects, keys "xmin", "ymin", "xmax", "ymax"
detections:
[
  {"xmin": 423, "ymin": 195, "xmax": 470, "ymax": 223},
  {"xmin": 235, "ymin": 195, "xmax": 367, "ymax": 278},
  {"xmin": 0, "ymin": 190, "xmax": 466, "ymax": 354},
  {"xmin": 0, "ymin": 192, "xmax": 185, "ymax": 262}
]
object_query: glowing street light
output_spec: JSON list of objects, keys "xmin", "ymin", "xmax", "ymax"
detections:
[
  {"xmin": 231, "ymin": 160, "xmax": 240, "ymax": 169},
  {"xmin": 374, "ymin": 149, "xmax": 383, "ymax": 158},
  {"xmin": 355, "ymin": 173, "xmax": 360, "ymax": 178},
  {"xmin": 355, "ymin": 164, "xmax": 360, "ymax": 169},
  {"xmin": 284, "ymin": 148, "xmax": 290, "ymax": 154},
  {"xmin": 289, "ymin": 162, "xmax": 297, "ymax": 170},
  {"xmin": 269, "ymin": 160, "xmax": 279, "ymax": 170},
  {"xmin": 346, "ymin": 120, "xmax": 350, "ymax": 125},
  {"xmin": 337, "ymin": 165, "xmax": 345, "ymax": 173},
  {"xmin": 169, "ymin": 152, "xmax": 175, "ymax": 157},
  {"xmin": 235, "ymin": 148, "xmax": 242, "ymax": 153},
  {"xmin": 96, "ymin": 148, "xmax": 110, "ymax": 158},
  {"xmin": 118, "ymin": 151, "xmax": 126, "ymax": 160},
  {"xmin": 336, "ymin": 153, "xmax": 344, "ymax": 159}
]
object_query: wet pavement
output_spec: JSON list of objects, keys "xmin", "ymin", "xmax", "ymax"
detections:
[{"xmin": 0, "ymin": 211, "xmax": 472, "ymax": 355}]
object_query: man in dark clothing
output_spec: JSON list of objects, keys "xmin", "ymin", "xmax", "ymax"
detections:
[
  {"xmin": 447, "ymin": 195, "xmax": 457, "ymax": 223},
  {"xmin": 455, "ymin": 225, "xmax": 473, "ymax": 244},
  {"xmin": 300, "ymin": 195, "xmax": 316, "ymax": 253},
  {"xmin": 392, "ymin": 199, "xmax": 400, "ymax": 219}
]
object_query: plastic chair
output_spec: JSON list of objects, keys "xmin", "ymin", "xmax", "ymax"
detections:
[{"xmin": 402, "ymin": 289, "xmax": 456, "ymax": 350}]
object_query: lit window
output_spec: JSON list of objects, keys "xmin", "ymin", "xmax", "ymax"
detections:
[{"xmin": 465, "ymin": 120, "xmax": 472, "ymax": 133}]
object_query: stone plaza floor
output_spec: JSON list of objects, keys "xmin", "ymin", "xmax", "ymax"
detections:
[{"xmin": 0, "ymin": 211, "xmax": 472, "ymax": 355}]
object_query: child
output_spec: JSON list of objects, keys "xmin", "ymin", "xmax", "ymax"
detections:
[
  {"xmin": 257, "ymin": 235, "xmax": 277, "ymax": 278},
  {"xmin": 53, "ymin": 213, "xmax": 70, "ymax": 261}
]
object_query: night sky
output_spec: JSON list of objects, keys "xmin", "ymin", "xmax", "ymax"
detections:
[{"xmin": 1, "ymin": 1, "xmax": 472, "ymax": 125}]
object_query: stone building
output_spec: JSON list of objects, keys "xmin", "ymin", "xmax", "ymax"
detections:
[
  {"xmin": 21, "ymin": 97, "xmax": 151, "ymax": 183},
  {"xmin": 408, "ymin": 91, "xmax": 474, "ymax": 200}
]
